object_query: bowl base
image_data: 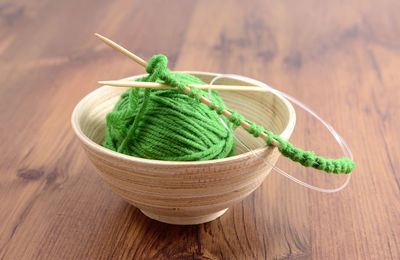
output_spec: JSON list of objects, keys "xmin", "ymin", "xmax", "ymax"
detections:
[{"xmin": 140, "ymin": 208, "xmax": 228, "ymax": 225}]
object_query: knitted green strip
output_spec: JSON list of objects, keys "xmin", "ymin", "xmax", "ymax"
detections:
[
  {"xmin": 104, "ymin": 54, "xmax": 355, "ymax": 174},
  {"xmin": 149, "ymin": 54, "xmax": 355, "ymax": 174}
]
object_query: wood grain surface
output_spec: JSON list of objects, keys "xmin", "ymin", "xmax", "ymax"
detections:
[{"xmin": 0, "ymin": 0, "xmax": 399, "ymax": 259}]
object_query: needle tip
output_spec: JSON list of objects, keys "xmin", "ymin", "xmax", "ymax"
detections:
[{"xmin": 94, "ymin": 33, "xmax": 104, "ymax": 39}]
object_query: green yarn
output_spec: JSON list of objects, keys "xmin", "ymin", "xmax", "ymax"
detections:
[
  {"xmin": 245, "ymin": 121, "xmax": 355, "ymax": 174},
  {"xmin": 102, "ymin": 54, "xmax": 355, "ymax": 174},
  {"xmin": 102, "ymin": 60, "xmax": 237, "ymax": 161}
]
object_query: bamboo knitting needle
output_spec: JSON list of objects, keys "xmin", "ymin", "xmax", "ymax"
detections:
[
  {"xmin": 95, "ymin": 33, "xmax": 281, "ymax": 148},
  {"xmin": 95, "ymin": 33, "xmax": 147, "ymax": 68},
  {"xmin": 94, "ymin": 33, "xmax": 265, "ymax": 92},
  {"xmin": 98, "ymin": 80, "xmax": 269, "ymax": 92}
]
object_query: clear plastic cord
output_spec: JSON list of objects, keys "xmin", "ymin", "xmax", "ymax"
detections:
[{"xmin": 209, "ymin": 74, "xmax": 352, "ymax": 193}]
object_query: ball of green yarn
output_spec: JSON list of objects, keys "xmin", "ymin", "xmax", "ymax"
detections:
[{"xmin": 102, "ymin": 65, "xmax": 236, "ymax": 161}]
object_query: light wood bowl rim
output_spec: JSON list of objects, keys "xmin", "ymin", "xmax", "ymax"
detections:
[{"xmin": 71, "ymin": 71, "xmax": 296, "ymax": 166}]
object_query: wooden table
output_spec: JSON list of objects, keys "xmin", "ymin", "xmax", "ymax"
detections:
[{"xmin": 1, "ymin": 1, "xmax": 399, "ymax": 259}]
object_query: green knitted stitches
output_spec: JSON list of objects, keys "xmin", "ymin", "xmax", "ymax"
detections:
[
  {"xmin": 244, "ymin": 121, "xmax": 355, "ymax": 173},
  {"xmin": 103, "ymin": 54, "xmax": 355, "ymax": 174}
]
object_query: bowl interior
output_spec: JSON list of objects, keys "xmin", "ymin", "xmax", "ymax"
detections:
[{"xmin": 74, "ymin": 72, "xmax": 295, "ymax": 158}]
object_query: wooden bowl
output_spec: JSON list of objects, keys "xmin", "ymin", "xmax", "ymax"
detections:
[{"xmin": 71, "ymin": 72, "xmax": 296, "ymax": 225}]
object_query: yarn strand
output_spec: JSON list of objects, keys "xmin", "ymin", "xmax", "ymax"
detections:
[{"xmin": 117, "ymin": 88, "xmax": 151, "ymax": 153}]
